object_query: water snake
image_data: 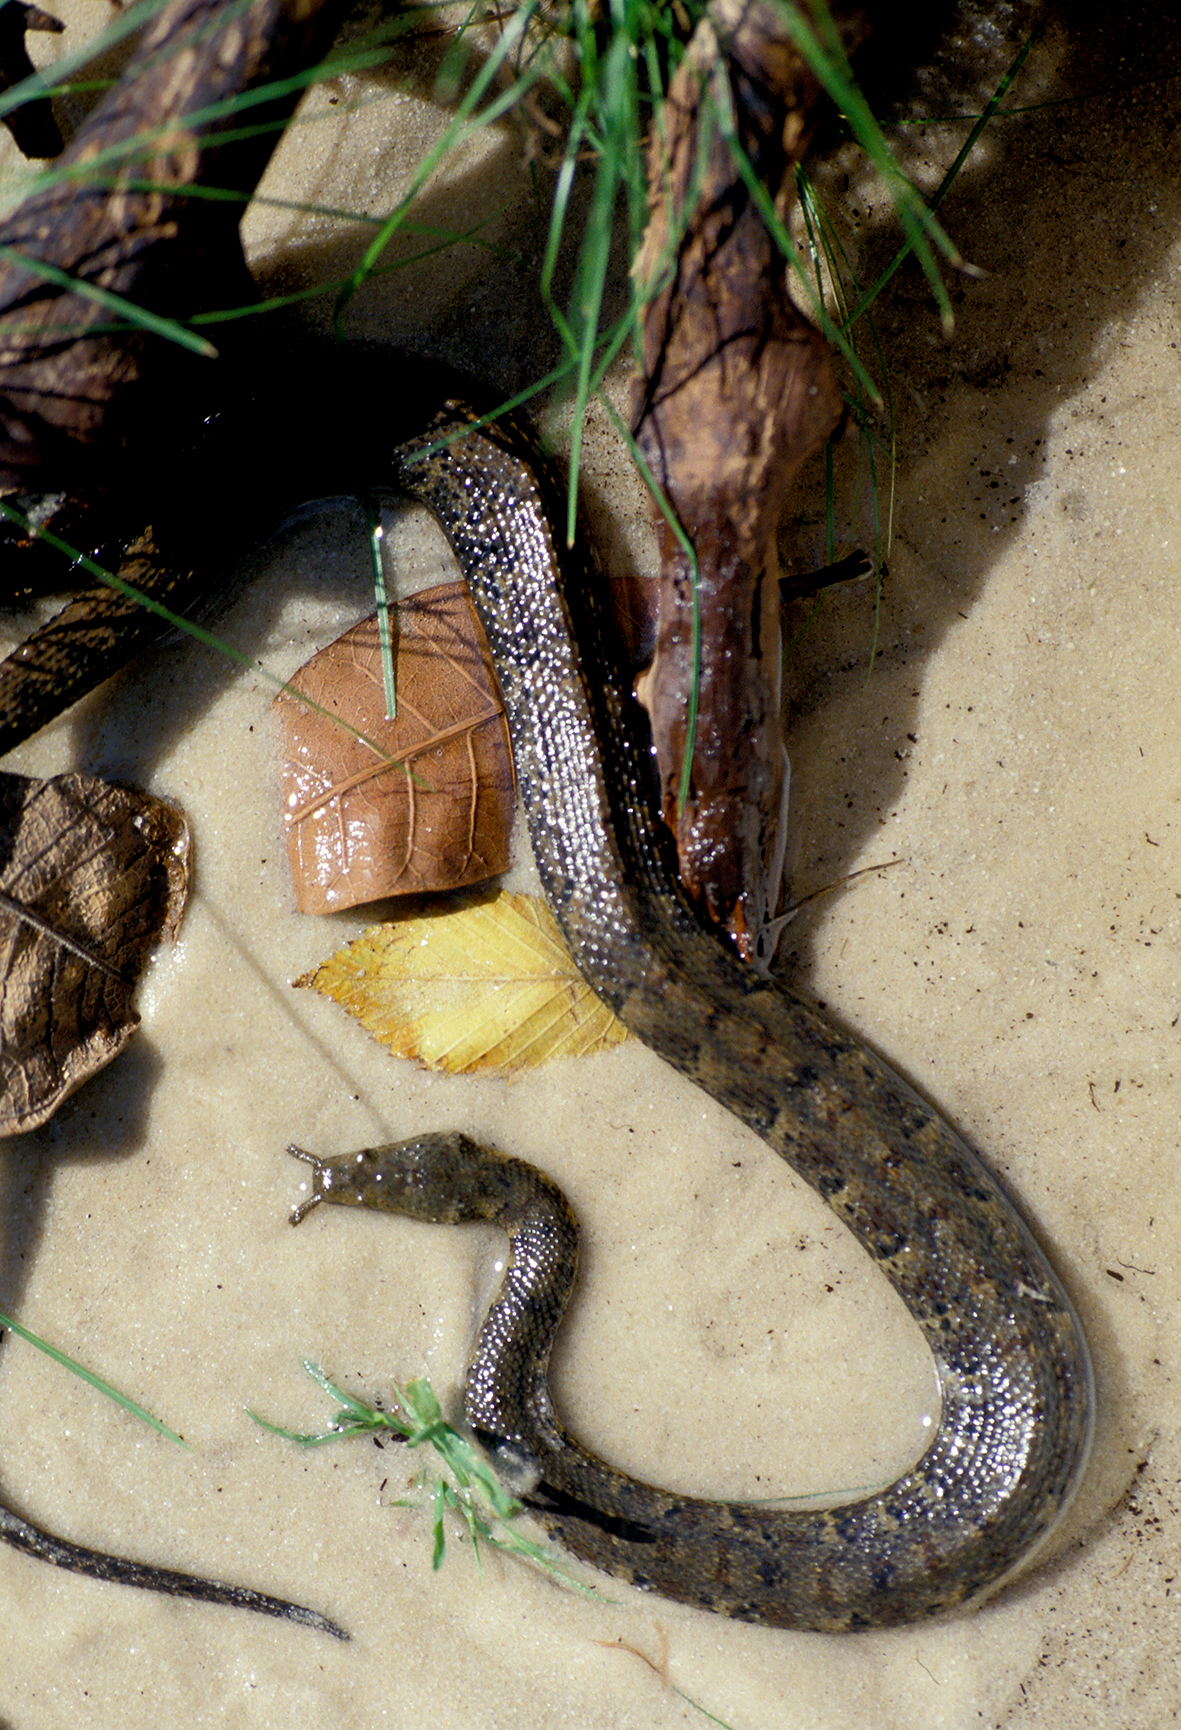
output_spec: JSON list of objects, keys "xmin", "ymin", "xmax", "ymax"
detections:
[
  {"xmin": 0, "ymin": 353, "xmax": 1094, "ymax": 1631},
  {"xmin": 286, "ymin": 362, "xmax": 1094, "ymax": 1630}
]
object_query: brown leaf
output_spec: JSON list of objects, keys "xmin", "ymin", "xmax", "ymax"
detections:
[
  {"xmin": 274, "ymin": 583, "xmax": 516, "ymax": 914},
  {"xmin": 295, "ymin": 892, "xmax": 628, "ymax": 1076},
  {"xmin": 0, "ymin": 771, "xmax": 191, "ymax": 1135}
]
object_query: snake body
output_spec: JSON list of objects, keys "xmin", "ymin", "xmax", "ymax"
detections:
[
  {"xmin": 287, "ymin": 363, "xmax": 1093, "ymax": 1630},
  {"xmin": 0, "ymin": 353, "xmax": 1094, "ymax": 1630}
]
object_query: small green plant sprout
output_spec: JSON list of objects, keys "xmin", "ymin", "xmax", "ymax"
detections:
[{"xmin": 249, "ymin": 1360, "xmax": 608, "ymax": 1599}]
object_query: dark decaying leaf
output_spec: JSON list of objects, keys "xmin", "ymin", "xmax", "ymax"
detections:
[
  {"xmin": 274, "ymin": 583, "xmax": 516, "ymax": 915},
  {"xmin": 0, "ymin": 771, "xmax": 190, "ymax": 1135}
]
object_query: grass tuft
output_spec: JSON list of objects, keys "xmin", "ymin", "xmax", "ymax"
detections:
[{"xmin": 250, "ymin": 1360, "xmax": 610, "ymax": 1596}]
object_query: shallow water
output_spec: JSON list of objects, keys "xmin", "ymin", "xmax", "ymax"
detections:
[{"xmin": 1, "ymin": 6, "xmax": 1179, "ymax": 1727}]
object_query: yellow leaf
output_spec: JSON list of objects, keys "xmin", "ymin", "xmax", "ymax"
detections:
[{"xmin": 295, "ymin": 892, "xmax": 628, "ymax": 1076}]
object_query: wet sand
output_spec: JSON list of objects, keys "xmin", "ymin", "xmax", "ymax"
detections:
[{"xmin": 1, "ymin": 6, "xmax": 1179, "ymax": 1727}]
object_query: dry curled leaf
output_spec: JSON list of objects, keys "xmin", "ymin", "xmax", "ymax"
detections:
[
  {"xmin": 274, "ymin": 583, "xmax": 515, "ymax": 914},
  {"xmin": 295, "ymin": 892, "xmax": 628, "ymax": 1076},
  {"xmin": 0, "ymin": 771, "xmax": 190, "ymax": 1135}
]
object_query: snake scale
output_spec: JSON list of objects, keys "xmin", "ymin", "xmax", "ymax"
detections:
[{"xmin": 0, "ymin": 352, "xmax": 1094, "ymax": 1631}]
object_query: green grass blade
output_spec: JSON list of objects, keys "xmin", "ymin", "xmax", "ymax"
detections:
[
  {"xmin": 843, "ymin": 21, "xmax": 1043, "ymax": 327},
  {"xmin": 0, "ymin": 501, "xmax": 407, "ymax": 764},
  {"xmin": 253, "ymin": 1362, "xmax": 607, "ymax": 1598},
  {"xmin": 773, "ymin": 0, "xmax": 958, "ymax": 330},
  {"xmin": 0, "ymin": 1306, "xmax": 189, "ymax": 1449},
  {"xmin": 0, "ymin": 243, "xmax": 218, "ymax": 356},
  {"xmin": 334, "ymin": 0, "xmax": 543, "ymax": 328},
  {"xmin": 362, "ymin": 497, "xmax": 397, "ymax": 718}
]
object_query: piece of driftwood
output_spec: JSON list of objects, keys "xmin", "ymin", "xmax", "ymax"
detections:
[
  {"xmin": 632, "ymin": 0, "xmax": 865, "ymax": 964},
  {"xmin": 0, "ymin": 0, "xmax": 348, "ymax": 493}
]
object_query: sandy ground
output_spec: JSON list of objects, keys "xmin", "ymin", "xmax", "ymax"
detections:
[{"xmin": 1, "ymin": 4, "xmax": 1179, "ymax": 1727}]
